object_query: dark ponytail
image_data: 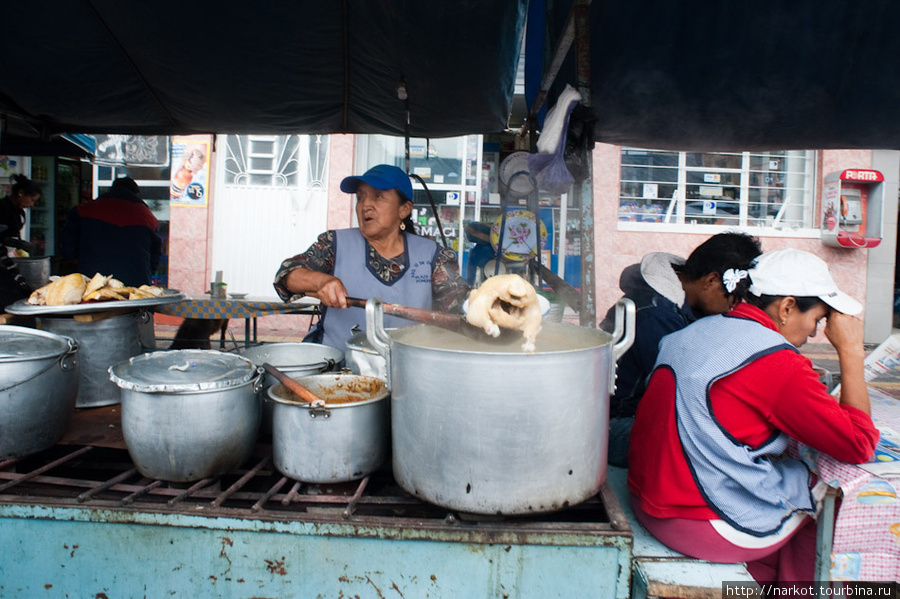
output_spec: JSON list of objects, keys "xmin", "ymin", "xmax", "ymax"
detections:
[
  {"xmin": 398, "ymin": 191, "xmax": 418, "ymax": 236},
  {"xmin": 401, "ymin": 214, "xmax": 417, "ymax": 235},
  {"xmin": 10, "ymin": 174, "xmax": 40, "ymax": 197}
]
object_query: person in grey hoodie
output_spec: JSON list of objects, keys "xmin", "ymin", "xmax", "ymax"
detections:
[{"xmin": 602, "ymin": 231, "xmax": 762, "ymax": 467}]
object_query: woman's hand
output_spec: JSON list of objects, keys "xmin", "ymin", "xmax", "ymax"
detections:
[
  {"xmin": 825, "ymin": 310, "xmax": 869, "ymax": 414},
  {"xmin": 284, "ymin": 268, "xmax": 349, "ymax": 308},
  {"xmin": 823, "ymin": 311, "xmax": 865, "ymax": 361},
  {"xmin": 313, "ymin": 275, "xmax": 349, "ymax": 308}
]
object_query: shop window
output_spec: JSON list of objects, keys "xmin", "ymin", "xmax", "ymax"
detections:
[
  {"xmin": 356, "ymin": 134, "xmax": 483, "ymax": 257},
  {"xmin": 222, "ymin": 135, "xmax": 327, "ymax": 189},
  {"xmin": 619, "ymin": 148, "xmax": 816, "ymax": 231},
  {"xmin": 93, "ymin": 165, "xmax": 171, "ymax": 222}
]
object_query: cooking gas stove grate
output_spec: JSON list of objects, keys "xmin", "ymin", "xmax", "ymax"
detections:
[{"xmin": 0, "ymin": 442, "xmax": 616, "ymax": 534}]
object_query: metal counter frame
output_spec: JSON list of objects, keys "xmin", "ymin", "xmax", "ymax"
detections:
[{"xmin": 0, "ymin": 407, "xmax": 634, "ymax": 598}]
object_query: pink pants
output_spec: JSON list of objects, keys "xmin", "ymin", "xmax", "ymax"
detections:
[{"xmin": 631, "ymin": 496, "xmax": 816, "ymax": 582}]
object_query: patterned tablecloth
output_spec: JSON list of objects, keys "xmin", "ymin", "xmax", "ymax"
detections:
[
  {"xmin": 800, "ymin": 388, "xmax": 900, "ymax": 582},
  {"xmin": 153, "ymin": 296, "xmax": 319, "ymax": 320}
]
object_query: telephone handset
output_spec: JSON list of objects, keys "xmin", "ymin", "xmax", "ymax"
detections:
[{"xmin": 840, "ymin": 193, "xmax": 863, "ymax": 226}]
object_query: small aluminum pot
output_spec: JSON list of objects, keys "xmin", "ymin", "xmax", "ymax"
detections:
[
  {"xmin": 110, "ymin": 350, "xmax": 262, "ymax": 482},
  {"xmin": 12, "ymin": 256, "xmax": 50, "ymax": 289},
  {"xmin": 0, "ymin": 325, "xmax": 79, "ymax": 459},
  {"xmin": 241, "ymin": 342, "xmax": 343, "ymax": 435},
  {"xmin": 267, "ymin": 373, "xmax": 389, "ymax": 483}
]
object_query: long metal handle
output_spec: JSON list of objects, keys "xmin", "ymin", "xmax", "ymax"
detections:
[
  {"xmin": 348, "ymin": 296, "xmax": 461, "ymax": 330},
  {"xmin": 609, "ymin": 298, "xmax": 636, "ymax": 395},
  {"xmin": 365, "ymin": 298, "xmax": 392, "ymax": 390}
]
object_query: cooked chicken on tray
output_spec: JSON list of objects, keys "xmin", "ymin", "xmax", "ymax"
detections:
[
  {"xmin": 27, "ymin": 273, "xmax": 165, "ymax": 306},
  {"xmin": 465, "ymin": 273, "xmax": 543, "ymax": 352}
]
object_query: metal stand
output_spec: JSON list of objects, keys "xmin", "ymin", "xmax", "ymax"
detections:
[{"xmin": 494, "ymin": 170, "xmax": 541, "ymax": 282}]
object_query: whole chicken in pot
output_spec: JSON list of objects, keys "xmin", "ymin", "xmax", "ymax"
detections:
[{"xmin": 465, "ymin": 274, "xmax": 543, "ymax": 352}]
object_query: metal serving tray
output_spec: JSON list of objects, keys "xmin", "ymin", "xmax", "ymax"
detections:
[{"xmin": 4, "ymin": 289, "xmax": 186, "ymax": 316}]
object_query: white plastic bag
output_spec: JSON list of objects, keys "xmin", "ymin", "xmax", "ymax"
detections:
[{"xmin": 536, "ymin": 84, "xmax": 583, "ymax": 154}]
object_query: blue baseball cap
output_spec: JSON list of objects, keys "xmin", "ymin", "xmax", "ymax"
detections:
[{"xmin": 340, "ymin": 164, "xmax": 413, "ymax": 203}]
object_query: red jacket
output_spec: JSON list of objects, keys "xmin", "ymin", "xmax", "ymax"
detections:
[{"xmin": 627, "ymin": 302, "xmax": 879, "ymax": 521}]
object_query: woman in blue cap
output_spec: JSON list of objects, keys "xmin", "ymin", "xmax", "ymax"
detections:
[{"xmin": 274, "ymin": 164, "xmax": 469, "ymax": 351}]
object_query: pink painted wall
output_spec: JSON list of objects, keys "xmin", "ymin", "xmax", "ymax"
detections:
[
  {"xmin": 326, "ymin": 134, "xmax": 356, "ymax": 230},
  {"xmin": 166, "ymin": 135, "xmax": 876, "ymax": 343},
  {"xmin": 167, "ymin": 133, "xmax": 216, "ymax": 297}
]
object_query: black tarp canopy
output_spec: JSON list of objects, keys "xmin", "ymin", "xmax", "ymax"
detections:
[{"xmin": 1, "ymin": 1, "xmax": 899, "ymax": 151}]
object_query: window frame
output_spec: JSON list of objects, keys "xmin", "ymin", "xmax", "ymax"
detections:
[{"xmin": 617, "ymin": 148, "xmax": 819, "ymax": 238}]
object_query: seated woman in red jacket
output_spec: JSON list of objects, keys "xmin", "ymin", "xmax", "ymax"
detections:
[{"xmin": 627, "ymin": 248, "xmax": 878, "ymax": 583}]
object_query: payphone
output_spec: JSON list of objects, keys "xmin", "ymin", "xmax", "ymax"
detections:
[{"xmin": 821, "ymin": 169, "xmax": 884, "ymax": 248}]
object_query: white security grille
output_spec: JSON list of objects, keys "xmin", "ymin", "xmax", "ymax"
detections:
[{"xmin": 212, "ymin": 135, "xmax": 329, "ymax": 297}]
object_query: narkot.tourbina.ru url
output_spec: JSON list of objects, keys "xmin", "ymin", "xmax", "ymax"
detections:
[{"xmin": 724, "ymin": 582, "xmax": 897, "ymax": 597}]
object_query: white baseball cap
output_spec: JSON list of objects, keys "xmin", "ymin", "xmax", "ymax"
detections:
[{"xmin": 748, "ymin": 249, "xmax": 862, "ymax": 315}]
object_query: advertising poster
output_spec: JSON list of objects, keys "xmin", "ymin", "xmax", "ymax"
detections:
[
  {"xmin": 94, "ymin": 135, "xmax": 170, "ymax": 166},
  {"xmin": 170, "ymin": 137, "xmax": 210, "ymax": 206}
]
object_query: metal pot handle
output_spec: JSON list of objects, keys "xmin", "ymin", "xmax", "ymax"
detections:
[
  {"xmin": 252, "ymin": 367, "xmax": 265, "ymax": 394},
  {"xmin": 59, "ymin": 337, "xmax": 79, "ymax": 372},
  {"xmin": 365, "ymin": 298, "xmax": 392, "ymax": 390},
  {"xmin": 609, "ymin": 297, "xmax": 636, "ymax": 394},
  {"xmin": 0, "ymin": 337, "xmax": 80, "ymax": 393}
]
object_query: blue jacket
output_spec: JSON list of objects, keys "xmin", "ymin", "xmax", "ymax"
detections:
[{"xmin": 601, "ymin": 259, "xmax": 695, "ymax": 419}]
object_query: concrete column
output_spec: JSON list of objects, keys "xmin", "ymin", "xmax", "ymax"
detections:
[{"xmin": 865, "ymin": 150, "xmax": 900, "ymax": 344}]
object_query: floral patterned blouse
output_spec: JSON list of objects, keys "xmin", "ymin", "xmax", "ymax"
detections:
[{"xmin": 273, "ymin": 230, "xmax": 470, "ymax": 313}]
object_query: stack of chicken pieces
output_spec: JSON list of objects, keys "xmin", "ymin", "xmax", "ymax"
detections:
[{"xmin": 27, "ymin": 273, "xmax": 164, "ymax": 306}]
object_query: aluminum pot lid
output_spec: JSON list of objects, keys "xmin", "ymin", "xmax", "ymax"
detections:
[
  {"xmin": 0, "ymin": 325, "xmax": 74, "ymax": 361},
  {"xmin": 241, "ymin": 342, "xmax": 343, "ymax": 368},
  {"xmin": 109, "ymin": 349, "xmax": 259, "ymax": 393}
]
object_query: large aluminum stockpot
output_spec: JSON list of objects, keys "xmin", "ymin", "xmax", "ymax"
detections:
[
  {"xmin": 39, "ymin": 311, "xmax": 144, "ymax": 407},
  {"xmin": 366, "ymin": 297, "xmax": 635, "ymax": 516},
  {"xmin": 267, "ymin": 373, "xmax": 389, "ymax": 483},
  {"xmin": 0, "ymin": 325, "xmax": 79, "ymax": 459},
  {"xmin": 241, "ymin": 342, "xmax": 343, "ymax": 434},
  {"xmin": 109, "ymin": 350, "xmax": 262, "ymax": 482}
]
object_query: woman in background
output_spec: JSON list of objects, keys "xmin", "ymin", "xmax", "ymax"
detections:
[{"xmin": 0, "ymin": 174, "xmax": 40, "ymax": 254}]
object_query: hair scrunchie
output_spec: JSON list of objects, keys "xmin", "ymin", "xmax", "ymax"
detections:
[{"xmin": 722, "ymin": 268, "xmax": 749, "ymax": 293}]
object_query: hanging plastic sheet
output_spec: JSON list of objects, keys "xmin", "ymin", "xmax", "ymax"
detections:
[{"xmin": 527, "ymin": 85, "xmax": 582, "ymax": 194}]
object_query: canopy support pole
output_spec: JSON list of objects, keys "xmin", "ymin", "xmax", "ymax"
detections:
[
  {"xmin": 572, "ymin": 0, "xmax": 596, "ymax": 327},
  {"xmin": 523, "ymin": 0, "xmax": 595, "ymax": 326}
]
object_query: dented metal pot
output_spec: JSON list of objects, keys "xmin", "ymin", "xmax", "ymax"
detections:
[
  {"xmin": 0, "ymin": 325, "xmax": 79, "ymax": 458},
  {"xmin": 366, "ymin": 297, "xmax": 635, "ymax": 515},
  {"xmin": 109, "ymin": 350, "xmax": 262, "ymax": 482},
  {"xmin": 267, "ymin": 373, "xmax": 390, "ymax": 484}
]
